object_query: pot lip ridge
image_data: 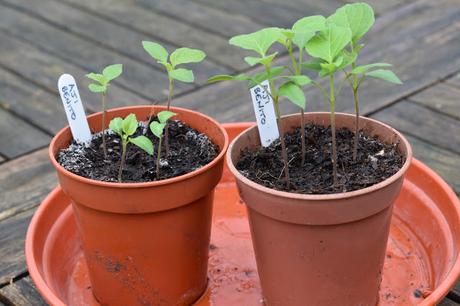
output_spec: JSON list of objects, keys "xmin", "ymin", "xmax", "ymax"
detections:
[
  {"xmin": 226, "ymin": 112, "xmax": 413, "ymax": 201},
  {"xmin": 49, "ymin": 105, "xmax": 229, "ymax": 189}
]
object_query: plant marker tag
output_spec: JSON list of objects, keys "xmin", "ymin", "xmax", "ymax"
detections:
[
  {"xmin": 250, "ymin": 80, "xmax": 279, "ymax": 147},
  {"xmin": 58, "ymin": 74, "xmax": 92, "ymax": 145}
]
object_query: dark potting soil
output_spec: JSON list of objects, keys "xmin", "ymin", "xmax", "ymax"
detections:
[
  {"xmin": 58, "ymin": 119, "xmax": 218, "ymax": 183},
  {"xmin": 236, "ymin": 124, "xmax": 404, "ymax": 194}
]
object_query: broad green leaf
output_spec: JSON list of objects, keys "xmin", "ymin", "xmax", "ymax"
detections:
[
  {"xmin": 291, "ymin": 31, "xmax": 316, "ymax": 50},
  {"xmin": 142, "ymin": 41, "xmax": 169, "ymax": 63},
  {"xmin": 229, "ymin": 27, "xmax": 281, "ymax": 56},
  {"xmin": 122, "ymin": 113, "xmax": 138, "ymax": 136},
  {"xmin": 301, "ymin": 59, "xmax": 323, "ymax": 71},
  {"xmin": 279, "ymin": 82, "xmax": 306, "ymax": 110},
  {"xmin": 130, "ymin": 136, "xmax": 154, "ymax": 155},
  {"xmin": 86, "ymin": 73, "xmax": 108, "ymax": 85},
  {"xmin": 249, "ymin": 66, "xmax": 285, "ymax": 87},
  {"xmin": 169, "ymin": 68, "xmax": 194, "ymax": 83},
  {"xmin": 292, "ymin": 15, "xmax": 326, "ymax": 33},
  {"xmin": 305, "ymin": 24, "xmax": 351, "ymax": 63},
  {"xmin": 109, "ymin": 117, "xmax": 123, "ymax": 136},
  {"xmin": 320, "ymin": 62, "xmax": 337, "ymax": 74},
  {"xmin": 150, "ymin": 121, "xmax": 166, "ymax": 138},
  {"xmin": 365, "ymin": 69, "xmax": 402, "ymax": 84},
  {"xmin": 328, "ymin": 3, "xmax": 374, "ymax": 44},
  {"xmin": 336, "ymin": 49, "xmax": 358, "ymax": 70},
  {"xmin": 102, "ymin": 64, "xmax": 123, "ymax": 81},
  {"xmin": 244, "ymin": 52, "xmax": 277, "ymax": 66},
  {"xmin": 157, "ymin": 110, "xmax": 176, "ymax": 123},
  {"xmin": 206, "ymin": 74, "xmax": 249, "ymax": 83},
  {"xmin": 88, "ymin": 83, "xmax": 106, "ymax": 93},
  {"xmin": 285, "ymin": 75, "xmax": 312, "ymax": 86},
  {"xmin": 170, "ymin": 47, "xmax": 206, "ymax": 67},
  {"xmin": 352, "ymin": 63, "xmax": 392, "ymax": 74}
]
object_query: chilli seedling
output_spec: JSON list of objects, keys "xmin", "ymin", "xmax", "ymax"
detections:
[
  {"xmin": 142, "ymin": 41, "xmax": 205, "ymax": 153},
  {"xmin": 109, "ymin": 114, "xmax": 153, "ymax": 182},
  {"xmin": 149, "ymin": 111, "xmax": 176, "ymax": 179},
  {"xmin": 87, "ymin": 64, "xmax": 123, "ymax": 158}
]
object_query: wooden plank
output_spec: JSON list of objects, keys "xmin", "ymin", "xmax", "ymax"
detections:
[
  {"xmin": 446, "ymin": 73, "xmax": 460, "ymax": 88},
  {"xmin": 372, "ymin": 100, "xmax": 460, "ymax": 154},
  {"xmin": 0, "ymin": 277, "xmax": 47, "ymax": 306},
  {"xmin": 438, "ymin": 298, "xmax": 460, "ymax": 306},
  {"xmin": 0, "ymin": 148, "xmax": 56, "ymax": 221},
  {"xmin": 0, "ymin": 31, "xmax": 149, "ymax": 112},
  {"xmin": 55, "ymin": 0, "xmax": 250, "ymax": 72},
  {"xmin": 0, "ymin": 3, "xmax": 186, "ymax": 101},
  {"xmin": 0, "ymin": 109, "xmax": 50, "ymax": 159},
  {"xmin": 409, "ymin": 83, "xmax": 460, "ymax": 120},
  {"xmin": 2, "ymin": 0, "xmax": 229, "ymax": 83}
]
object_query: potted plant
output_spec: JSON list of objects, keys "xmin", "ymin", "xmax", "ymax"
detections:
[
  {"xmin": 209, "ymin": 3, "xmax": 410, "ymax": 306},
  {"xmin": 50, "ymin": 44, "xmax": 229, "ymax": 305}
]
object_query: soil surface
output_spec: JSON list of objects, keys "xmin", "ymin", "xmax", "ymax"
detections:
[
  {"xmin": 237, "ymin": 124, "xmax": 405, "ymax": 194},
  {"xmin": 58, "ymin": 119, "xmax": 218, "ymax": 183}
]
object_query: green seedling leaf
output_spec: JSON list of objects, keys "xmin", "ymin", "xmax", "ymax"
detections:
[
  {"xmin": 109, "ymin": 117, "xmax": 123, "ymax": 136},
  {"xmin": 306, "ymin": 23, "xmax": 351, "ymax": 63},
  {"xmin": 301, "ymin": 59, "xmax": 323, "ymax": 71},
  {"xmin": 279, "ymin": 82, "xmax": 306, "ymax": 110},
  {"xmin": 88, "ymin": 83, "xmax": 106, "ymax": 93},
  {"xmin": 122, "ymin": 113, "xmax": 138, "ymax": 136},
  {"xmin": 291, "ymin": 31, "xmax": 316, "ymax": 50},
  {"xmin": 244, "ymin": 52, "xmax": 278, "ymax": 67},
  {"xmin": 86, "ymin": 73, "xmax": 108, "ymax": 85},
  {"xmin": 102, "ymin": 64, "xmax": 123, "ymax": 81},
  {"xmin": 150, "ymin": 121, "xmax": 166, "ymax": 138},
  {"xmin": 170, "ymin": 48, "xmax": 206, "ymax": 67},
  {"xmin": 229, "ymin": 27, "xmax": 281, "ymax": 56},
  {"xmin": 157, "ymin": 110, "xmax": 176, "ymax": 123},
  {"xmin": 129, "ymin": 135, "xmax": 154, "ymax": 155},
  {"xmin": 285, "ymin": 75, "xmax": 312, "ymax": 86},
  {"xmin": 328, "ymin": 2, "xmax": 374, "ymax": 44},
  {"xmin": 142, "ymin": 41, "xmax": 169, "ymax": 64},
  {"xmin": 292, "ymin": 15, "xmax": 326, "ymax": 33},
  {"xmin": 336, "ymin": 49, "xmax": 358, "ymax": 70},
  {"xmin": 206, "ymin": 73, "xmax": 250, "ymax": 83},
  {"xmin": 169, "ymin": 68, "xmax": 194, "ymax": 83},
  {"xmin": 352, "ymin": 63, "xmax": 392, "ymax": 74},
  {"xmin": 365, "ymin": 69, "xmax": 402, "ymax": 84}
]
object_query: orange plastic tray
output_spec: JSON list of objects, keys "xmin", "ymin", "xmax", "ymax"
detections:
[{"xmin": 26, "ymin": 123, "xmax": 460, "ymax": 306}]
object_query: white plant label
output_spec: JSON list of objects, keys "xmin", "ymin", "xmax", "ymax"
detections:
[
  {"xmin": 58, "ymin": 74, "xmax": 92, "ymax": 144},
  {"xmin": 250, "ymin": 80, "xmax": 279, "ymax": 147}
]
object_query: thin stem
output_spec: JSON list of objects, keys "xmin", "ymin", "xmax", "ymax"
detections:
[
  {"xmin": 101, "ymin": 92, "xmax": 108, "ymax": 158},
  {"xmin": 118, "ymin": 139, "xmax": 127, "ymax": 183},
  {"xmin": 329, "ymin": 75, "xmax": 338, "ymax": 187},
  {"xmin": 288, "ymin": 44, "xmax": 299, "ymax": 74},
  {"xmin": 352, "ymin": 87, "xmax": 360, "ymax": 161},
  {"xmin": 164, "ymin": 78, "xmax": 174, "ymax": 156},
  {"xmin": 156, "ymin": 136, "xmax": 162, "ymax": 180},
  {"xmin": 297, "ymin": 48, "xmax": 306, "ymax": 165}
]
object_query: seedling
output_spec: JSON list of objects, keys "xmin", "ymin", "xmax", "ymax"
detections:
[
  {"xmin": 87, "ymin": 64, "xmax": 123, "ymax": 158},
  {"xmin": 142, "ymin": 41, "xmax": 205, "ymax": 153},
  {"xmin": 328, "ymin": 3, "xmax": 402, "ymax": 160},
  {"xmin": 149, "ymin": 110, "xmax": 176, "ymax": 179},
  {"xmin": 109, "ymin": 114, "xmax": 153, "ymax": 182}
]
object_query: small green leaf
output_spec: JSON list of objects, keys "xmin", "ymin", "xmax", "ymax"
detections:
[
  {"xmin": 244, "ymin": 52, "xmax": 277, "ymax": 66},
  {"xmin": 365, "ymin": 69, "xmax": 402, "ymax": 84},
  {"xmin": 157, "ymin": 110, "xmax": 176, "ymax": 123},
  {"xmin": 86, "ymin": 73, "xmax": 108, "ymax": 85},
  {"xmin": 301, "ymin": 59, "xmax": 323, "ymax": 71},
  {"xmin": 170, "ymin": 47, "xmax": 206, "ymax": 67},
  {"xmin": 249, "ymin": 66, "xmax": 285, "ymax": 87},
  {"xmin": 279, "ymin": 82, "xmax": 306, "ymax": 110},
  {"xmin": 336, "ymin": 49, "xmax": 358, "ymax": 70},
  {"xmin": 150, "ymin": 121, "xmax": 166, "ymax": 138},
  {"xmin": 88, "ymin": 83, "xmax": 106, "ymax": 93},
  {"xmin": 122, "ymin": 113, "xmax": 138, "ymax": 136},
  {"xmin": 352, "ymin": 63, "xmax": 392, "ymax": 74},
  {"xmin": 286, "ymin": 75, "xmax": 312, "ymax": 86},
  {"xmin": 306, "ymin": 23, "xmax": 351, "ymax": 63},
  {"xmin": 142, "ymin": 41, "xmax": 169, "ymax": 63},
  {"xmin": 102, "ymin": 64, "xmax": 123, "ymax": 81},
  {"xmin": 292, "ymin": 15, "xmax": 326, "ymax": 33},
  {"xmin": 109, "ymin": 117, "xmax": 123, "ymax": 136},
  {"xmin": 129, "ymin": 136, "xmax": 154, "ymax": 155},
  {"xmin": 291, "ymin": 31, "xmax": 316, "ymax": 50},
  {"xmin": 169, "ymin": 68, "xmax": 194, "ymax": 83},
  {"xmin": 244, "ymin": 56, "xmax": 261, "ymax": 66},
  {"xmin": 229, "ymin": 27, "xmax": 281, "ymax": 56},
  {"xmin": 206, "ymin": 74, "xmax": 250, "ymax": 84}
]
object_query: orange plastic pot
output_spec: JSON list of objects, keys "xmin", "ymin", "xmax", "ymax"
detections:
[
  {"xmin": 227, "ymin": 113, "xmax": 413, "ymax": 306},
  {"xmin": 49, "ymin": 105, "xmax": 229, "ymax": 306}
]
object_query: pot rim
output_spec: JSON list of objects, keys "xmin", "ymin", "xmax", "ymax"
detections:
[
  {"xmin": 226, "ymin": 112, "xmax": 413, "ymax": 200},
  {"xmin": 49, "ymin": 105, "xmax": 229, "ymax": 189}
]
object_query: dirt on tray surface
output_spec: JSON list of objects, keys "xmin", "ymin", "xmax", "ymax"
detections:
[
  {"xmin": 236, "ymin": 124, "xmax": 405, "ymax": 194},
  {"xmin": 58, "ymin": 119, "xmax": 218, "ymax": 183}
]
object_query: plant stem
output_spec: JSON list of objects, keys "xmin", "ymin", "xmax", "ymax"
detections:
[
  {"xmin": 101, "ymin": 92, "xmax": 108, "ymax": 158},
  {"xmin": 164, "ymin": 78, "xmax": 174, "ymax": 156},
  {"xmin": 118, "ymin": 139, "xmax": 127, "ymax": 183},
  {"xmin": 298, "ymin": 48, "xmax": 306, "ymax": 165},
  {"xmin": 156, "ymin": 136, "xmax": 162, "ymax": 180},
  {"xmin": 352, "ymin": 86, "xmax": 360, "ymax": 161},
  {"xmin": 329, "ymin": 75, "xmax": 338, "ymax": 187}
]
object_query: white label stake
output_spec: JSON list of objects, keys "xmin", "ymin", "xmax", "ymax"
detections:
[
  {"xmin": 250, "ymin": 80, "xmax": 279, "ymax": 147},
  {"xmin": 58, "ymin": 74, "xmax": 92, "ymax": 144}
]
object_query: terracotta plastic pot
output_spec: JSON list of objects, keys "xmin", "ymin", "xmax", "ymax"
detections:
[
  {"xmin": 227, "ymin": 112, "xmax": 413, "ymax": 306},
  {"xmin": 49, "ymin": 105, "xmax": 229, "ymax": 306}
]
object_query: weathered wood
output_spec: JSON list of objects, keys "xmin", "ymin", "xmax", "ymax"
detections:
[
  {"xmin": 438, "ymin": 298, "xmax": 460, "ymax": 306},
  {"xmin": 0, "ymin": 277, "xmax": 48, "ymax": 306},
  {"xmin": 446, "ymin": 73, "xmax": 460, "ymax": 88},
  {"xmin": 372, "ymin": 100, "xmax": 460, "ymax": 154},
  {"xmin": 2, "ymin": 0, "xmax": 229, "ymax": 83},
  {"xmin": 0, "ymin": 3, "xmax": 187, "ymax": 101},
  {"xmin": 0, "ymin": 148, "xmax": 56, "ymax": 221},
  {"xmin": 408, "ymin": 83, "xmax": 460, "ymax": 120},
  {"xmin": 0, "ymin": 109, "xmax": 50, "ymax": 159}
]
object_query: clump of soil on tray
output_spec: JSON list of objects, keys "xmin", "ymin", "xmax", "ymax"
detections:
[
  {"xmin": 58, "ymin": 119, "xmax": 218, "ymax": 183},
  {"xmin": 237, "ymin": 124, "xmax": 404, "ymax": 194}
]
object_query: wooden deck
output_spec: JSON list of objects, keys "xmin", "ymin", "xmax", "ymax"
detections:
[{"xmin": 0, "ymin": 0, "xmax": 459, "ymax": 304}]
